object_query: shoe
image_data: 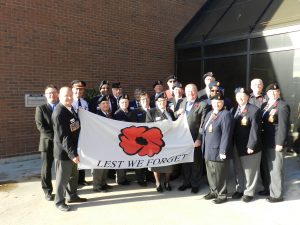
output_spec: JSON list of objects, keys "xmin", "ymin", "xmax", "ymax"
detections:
[
  {"xmin": 67, "ymin": 197, "xmax": 87, "ymax": 203},
  {"xmin": 242, "ymin": 195, "xmax": 253, "ymax": 203},
  {"xmin": 45, "ymin": 193, "xmax": 54, "ymax": 201},
  {"xmin": 137, "ymin": 181, "xmax": 147, "ymax": 187},
  {"xmin": 232, "ymin": 192, "xmax": 243, "ymax": 199},
  {"xmin": 204, "ymin": 192, "xmax": 217, "ymax": 200},
  {"xmin": 213, "ymin": 198, "xmax": 227, "ymax": 204},
  {"xmin": 78, "ymin": 181, "xmax": 90, "ymax": 186},
  {"xmin": 164, "ymin": 182, "xmax": 172, "ymax": 191},
  {"xmin": 103, "ymin": 184, "xmax": 113, "ymax": 189},
  {"xmin": 191, "ymin": 187, "xmax": 199, "ymax": 194},
  {"xmin": 177, "ymin": 184, "xmax": 191, "ymax": 191},
  {"xmin": 266, "ymin": 196, "xmax": 283, "ymax": 203},
  {"xmin": 156, "ymin": 184, "xmax": 163, "ymax": 193},
  {"xmin": 56, "ymin": 204, "xmax": 70, "ymax": 212},
  {"xmin": 118, "ymin": 180, "xmax": 130, "ymax": 185},
  {"xmin": 258, "ymin": 190, "xmax": 270, "ymax": 196}
]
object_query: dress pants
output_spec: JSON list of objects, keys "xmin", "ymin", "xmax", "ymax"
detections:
[
  {"xmin": 260, "ymin": 149, "xmax": 271, "ymax": 191},
  {"xmin": 92, "ymin": 169, "xmax": 108, "ymax": 188},
  {"xmin": 41, "ymin": 147, "xmax": 54, "ymax": 195},
  {"xmin": 116, "ymin": 169, "xmax": 127, "ymax": 183},
  {"xmin": 54, "ymin": 159, "xmax": 79, "ymax": 206},
  {"xmin": 233, "ymin": 147, "xmax": 261, "ymax": 196},
  {"xmin": 181, "ymin": 147, "xmax": 204, "ymax": 188},
  {"xmin": 205, "ymin": 160, "xmax": 228, "ymax": 199},
  {"xmin": 266, "ymin": 148, "xmax": 285, "ymax": 198}
]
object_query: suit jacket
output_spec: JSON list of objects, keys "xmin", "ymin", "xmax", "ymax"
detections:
[
  {"xmin": 249, "ymin": 93, "xmax": 268, "ymax": 108},
  {"xmin": 150, "ymin": 94, "xmax": 156, "ymax": 109},
  {"xmin": 129, "ymin": 108, "xmax": 148, "ymax": 123},
  {"xmin": 146, "ymin": 108, "xmax": 175, "ymax": 123},
  {"xmin": 109, "ymin": 95, "xmax": 119, "ymax": 114},
  {"xmin": 202, "ymin": 109, "xmax": 234, "ymax": 161},
  {"xmin": 261, "ymin": 99, "xmax": 290, "ymax": 148},
  {"xmin": 169, "ymin": 98, "xmax": 183, "ymax": 112},
  {"xmin": 113, "ymin": 108, "xmax": 131, "ymax": 122},
  {"xmin": 176, "ymin": 97, "xmax": 208, "ymax": 141},
  {"xmin": 231, "ymin": 103, "xmax": 262, "ymax": 157},
  {"xmin": 89, "ymin": 95, "xmax": 101, "ymax": 114},
  {"xmin": 197, "ymin": 88, "xmax": 209, "ymax": 102},
  {"xmin": 35, "ymin": 103, "xmax": 54, "ymax": 152},
  {"xmin": 52, "ymin": 103, "xmax": 80, "ymax": 161},
  {"xmin": 129, "ymin": 100, "xmax": 139, "ymax": 110}
]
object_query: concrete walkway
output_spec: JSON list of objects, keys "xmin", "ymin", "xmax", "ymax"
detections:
[{"xmin": 0, "ymin": 153, "xmax": 300, "ymax": 225}]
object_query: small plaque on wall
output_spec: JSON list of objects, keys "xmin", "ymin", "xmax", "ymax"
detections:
[{"xmin": 25, "ymin": 94, "xmax": 46, "ymax": 107}]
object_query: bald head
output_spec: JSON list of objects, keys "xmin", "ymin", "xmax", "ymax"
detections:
[
  {"xmin": 59, "ymin": 87, "xmax": 73, "ymax": 107},
  {"xmin": 250, "ymin": 78, "xmax": 264, "ymax": 96},
  {"xmin": 185, "ymin": 83, "xmax": 198, "ymax": 101}
]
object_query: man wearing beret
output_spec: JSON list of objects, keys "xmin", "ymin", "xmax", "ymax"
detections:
[
  {"xmin": 231, "ymin": 87, "xmax": 262, "ymax": 203},
  {"xmin": 169, "ymin": 82, "xmax": 184, "ymax": 113},
  {"xmin": 202, "ymin": 93, "xmax": 234, "ymax": 204},
  {"xmin": 198, "ymin": 72, "xmax": 215, "ymax": 101},
  {"xmin": 89, "ymin": 80, "xmax": 110, "ymax": 114},
  {"xmin": 52, "ymin": 87, "xmax": 87, "ymax": 211},
  {"xmin": 35, "ymin": 84, "xmax": 59, "ymax": 201},
  {"xmin": 113, "ymin": 94, "xmax": 131, "ymax": 185},
  {"xmin": 110, "ymin": 82, "xmax": 123, "ymax": 114},
  {"xmin": 92, "ymin": 95, "xmax": 113, "ymax": 192},
  {"xmin": 150, "ymin": 80, "xmax": 164, "ymax": 108},
  {"xmin": 175, "ymin": 84, "xmax": 208, "ymax": 194},
  {"xmin": 71, "ymin": 80, "xmax": 89, "ymax": 186},
  {"xmin": 261, "ymin": 83, "xmax": 290, "ymax": 203},
  {"xmin": 165, "ymin": 75, "xmax": 177, "ymax": 100}
]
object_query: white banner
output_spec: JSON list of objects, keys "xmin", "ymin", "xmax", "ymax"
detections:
[{"xmin": 77, "ymin": 109, "xmax": 194, "ymax": 169}]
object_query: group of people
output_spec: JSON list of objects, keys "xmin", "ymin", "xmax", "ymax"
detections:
[{"xmin": 35, "ymin": 72, "xmax": 290, "ymax": 211}]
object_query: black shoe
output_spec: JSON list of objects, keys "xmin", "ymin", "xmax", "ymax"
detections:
[
  {"xmin": 177, "ymin": 184, "xmax": 191, "ymax": 191},
  {"xmin": 137, "ymin": 181, "xmax": 147, "ymax": 187},
  {"xmin": 164, "ymin": 182, "xmax": 172, "ymax": 191},
  {"xmin": 191, "ymin": 187, "xmax": 199, "ymax": 194},
  {"xmin": 156, "ymin": 184, "xmax": 163, "ymax": 193},
  {"xmin": 213, "ymin": 198, "xmax": 227, "ymax": 204},
  {"xmin": 56, "ymin": 204, "xmax": 70, "ymax": 212},
  {"xmin": 45, "ymin": 193, "xmax": 54, "ymax": 201},
  {"xmin": 118, "ymin": 180, "xmax": 130, "ymax": 185},
  {"xmin": 258, "ymin": 190, "xmax": 270, "ymax": 196},
  {"xmin": 232, "ymin": 192, "xmax": 243, "ymax": 199},
  {"xmin": 67, "ymin": 197, "xmax": 87, "ymax": 203},
  {"xmin": 242, "ymin": 195, "xmax": 253, "ymax": 203},
  {"xmin": 266, "ymin": 196, "xmax": 283, "ymax": 203},
  {"xmin": 204, "ymin": 192, "xmax": 217, "ymax": 200},
  {"xmin": 78, "ymin": 181, "xmax": 90, "ymax": 186}
]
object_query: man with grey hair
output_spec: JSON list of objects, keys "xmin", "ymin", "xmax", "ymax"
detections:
[{"xmin": 176, "ymin": 83, "xmax": 208, "ymax": 194}]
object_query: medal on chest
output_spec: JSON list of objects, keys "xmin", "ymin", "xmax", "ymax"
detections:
[{"xmin": 241, "ymin": 116, "xmax": 248, "ymax": 126}]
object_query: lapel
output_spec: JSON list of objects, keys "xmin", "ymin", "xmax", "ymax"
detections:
[{"xmin": 187, "ymin": 98, "xmax": 200, "ymax": 118}]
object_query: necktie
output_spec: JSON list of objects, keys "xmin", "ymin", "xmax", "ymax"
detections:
[
  {"xmin": 71, "ymin": 107, "xmax": 78, "ymax": 119},
  {"xmin": 234, "ymin": 107, "xmax": 241, "ymax": 118},
  {"xmin": 78, "ymin": 99, "xmax": 82, "ymax": 108},
  {"xmin": 51, "ymin": 104, "xmax": 55, "ymax": 111},
  {"xmin": 186, "ymin": 101, "xmax": 193, "ymax": 116}
]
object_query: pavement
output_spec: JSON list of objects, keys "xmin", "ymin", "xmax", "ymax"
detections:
[{"xmin": 0, "ymin": 153, "xmax": 300, "ymax": 225}]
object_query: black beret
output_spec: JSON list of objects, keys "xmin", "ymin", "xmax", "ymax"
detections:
[
  {"xmin": 210, "ymin": 92, "xmax": 224, "ymax": 101},
  {"xmin": 208, "ymin": 81, "xmax": 220, "ymax": 89},
  {"xmin": 99, "ymin": 80, "xmax": 109, "ymax": 89},
  {"xmin": 71, "ymin": 80, "xmax": 86, "ymax": 88},
  {"xmin": 172, "ymin": 82, "xmax": 183, "ymax": 90},
  {"xmin": 112, "ymin": 82, "xmax": 121, "ymax": 89},
  {"xmin": 153, "ymin": 80, "xmax": 163, "ymax": 89},
  {"xmin": 203, "ymin": 72, "xmax": 214, "ymax": 80},
  {"xmin": 98, "ymin": 95, "xmax": 110, "ymax": 104},
  {"xmin": 234, "ymin": 87, "xmax": 250, "ymax": 95},
  {"xmin": 155, "ymin": 92, "xmax": 167, "ymax": 101},
  {"xmin": 166, "ymin": 74, "xmax": 177, "ymax": 82},
  {"xmin": 265, "ymin": 83, "xmax": 280, "ymax": 92},
  {"xmin": 119, "ymin": 94, "xmax": 129, "ymax": 100}
]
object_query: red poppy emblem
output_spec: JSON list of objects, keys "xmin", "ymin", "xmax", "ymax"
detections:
[{"xmin": 118, "ymin": 126, "xmax": 165, "ymax": 157}]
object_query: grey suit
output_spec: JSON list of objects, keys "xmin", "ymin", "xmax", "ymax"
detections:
[{"xmin": 176, "ymin": 97, "xmax": 208, "ymax": 188}]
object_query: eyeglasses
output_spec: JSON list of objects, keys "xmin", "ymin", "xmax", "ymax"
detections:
[{"xmin": 210, "ymin": 90, "xmax": 219, "ymax": 93}]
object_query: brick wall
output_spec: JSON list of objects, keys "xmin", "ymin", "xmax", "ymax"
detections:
[{"xmin": 0, "ymin": 0, "xmax": 206, "ymax": 158}]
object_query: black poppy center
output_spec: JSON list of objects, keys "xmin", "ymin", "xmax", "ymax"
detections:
[{"xmin": 135, "ymin": 137, "xmax": 148, "ymax": 145}]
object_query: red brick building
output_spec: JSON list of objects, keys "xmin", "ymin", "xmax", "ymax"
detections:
[{"xmin": 0, "ymin": 0, "xmax": 206, "ymax": 158}]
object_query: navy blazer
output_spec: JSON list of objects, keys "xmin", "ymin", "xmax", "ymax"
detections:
[
  {"xmin": 231, "ymin": 103, "xmax": 262, "ymax": 157},
  {"xmin": 113, "ymin": 108, "xmax": 131, "ymax": 122},
  {"xmin": 202, "ymin": 109, "xmax": 234, "ymax": 161},
  {"xmin": 130, "ymin": 108, "xmax": 148, "ymax": 123},
  {"xmin": 261, "ymin": 99, "xmax": 290, "ymax": 148},
  {"xmin": 52, "ymin": 103, "xmax": 80, "ymax": 161}
]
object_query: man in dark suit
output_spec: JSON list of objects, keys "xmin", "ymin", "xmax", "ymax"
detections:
[
  {"xmin": 52, "ymin": 87, "xmax": 87, "ymax": 211},
  {"xmin": 35, "ymin": 84, "xmax": 59, "ymax": 201},
  {"xmin": 89, "ymin": 80, "xmax": 110, "ymax": 114},
  {"xmin": 202, "ymin": 93, "xmax": 234, "ymax": 204},
  {"xmin": 169, "ymin": 82, "xmax": 184, "ymax": 113},
  {"xmin": 231, "ymin": 87, "xmax": 262, "ymax": 203},
  {"xmin": 146, "ymin": 92, "xmax": 175, "ymax": 192},
  {"xmin": 261, "ymin": 83, "xmax": 290, "ymax": 203},
  {"xmin": 129, "ymin": 88, "xmax": 142, "ymax": 110},
  {"xmin": 198, "ymin": 72, "xmax": 215, "ymax": 101},
  {"xmin": 175, "ymin": 83, "xmax": 208, "ymax": 194},
  {"xmin": 150, "ymin": 80, "xmax": 164, "ymax": 108},
  {"xmin": 110, "ymin": 82, "xmax": 122, "ymax": 114}
]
